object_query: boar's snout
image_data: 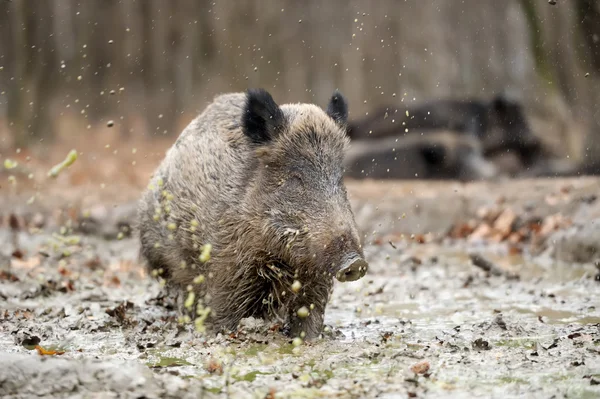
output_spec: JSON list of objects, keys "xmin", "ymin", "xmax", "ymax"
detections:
[
  {"xmin": 335, "ymin": 253, "xmax": 368, "ymax": 282},
  {"xmin": 313, "ymin": 210, "xmax": 368, "ymax": 282}
]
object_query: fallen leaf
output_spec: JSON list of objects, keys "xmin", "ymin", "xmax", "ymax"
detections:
[
  {"xmin": 493, "ymin": 208, "xmax": 517, "ymax": 238},
  {"xmin": 106, "ymin": 275, "xmax": 121, "ymax": 287},
  {"xmin": 35, "ymin": 345, "xmax": 65, "ymax": 356},
  {"xmin": 410, "ymin": 360, "xmax": 430, "ymax": 374},
  {"xmin": 450, "ymin": 222, "xmax": 475, "ymax": 238},
  {"xmin": 8, "ymin": 213, "xmax": 20, "ymax": 230},
  {"xmin": 508, "ymin": 245, "xmax": 522, "ymax": 255},
  {"xmin": 60, "ymin": 280, "xmax": 75, "ymax": 293},
  {"xmin": 205, "ymin": 358, "xmax": 223, "ymax": 375},
  {"xmin": 468, "ymin": 223, "xmax": 492, "ymax": 241},
  {"xmin": 10, "ymin": 255, "xmax": 41, "ymax": 270},
  {"xmin": 414, "ymin": 234, "xmax": 426, "ymax": 244},
  {"xmin": 11, "ymin": 249, "xmax": 24, "ymax": 259},
  {"xmin": 508, "ymin": 232, "xmax": 523, "ymax": 245},
  {"xmin": 0, "ymin": 270, "xmax": 19, "ymax": 282},
  {"xmin": 85, "ymin": 256, "xmax": 103, "ymax": 270}
]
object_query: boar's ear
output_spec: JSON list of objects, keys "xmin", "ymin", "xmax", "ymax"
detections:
[
  {"xmin": 326, "ymin": 89, "xmax": 349, "ymax": 127},
  {"xmin": 243, "ymin": 89, "xmax": 285, "ymax": 145}
]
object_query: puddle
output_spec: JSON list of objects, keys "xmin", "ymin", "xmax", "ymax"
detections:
[{"xmin": 1, "ymin": 230, "xmax": 599, "ymax": 398}]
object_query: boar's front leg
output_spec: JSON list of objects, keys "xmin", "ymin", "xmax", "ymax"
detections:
[
  {"xmin": 208, "ymin": 268, "xmax": 273, "ymax": 333},
  {"xmin": 287, "ymin": 281, "xmax": 332, "ymax": 340}
]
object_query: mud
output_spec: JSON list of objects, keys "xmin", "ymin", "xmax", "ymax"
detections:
[{"xmin": 1, "ymin": 178, "xmax": 600, "ymax": 398}]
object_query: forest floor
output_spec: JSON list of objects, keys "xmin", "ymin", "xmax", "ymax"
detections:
[{"xmin": 0, "ymin": 136, "xmax": 599, "ymax": 399}]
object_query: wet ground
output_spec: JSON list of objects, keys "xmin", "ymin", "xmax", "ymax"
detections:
[{"xmin": 1, "ymin": 177, "xmax": 600, "ymax": 398}]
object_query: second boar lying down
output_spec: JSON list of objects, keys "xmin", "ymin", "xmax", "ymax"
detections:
[
  {"xmin": 343, "ymin": 130, "xmax": 499, "ymax": 181},
  {"xmin": 137, "ymin": 89, "xmax": 368, "ymax": 339}
]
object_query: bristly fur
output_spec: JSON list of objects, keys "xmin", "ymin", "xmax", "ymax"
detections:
[{"xmin": 137, "ymin": 88, "xmax": 365, "ymax": 340}]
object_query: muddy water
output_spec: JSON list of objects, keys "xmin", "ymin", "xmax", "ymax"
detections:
[{"xmin": 1, "ymin": 226, "xmax": 598, "ymax": 399}]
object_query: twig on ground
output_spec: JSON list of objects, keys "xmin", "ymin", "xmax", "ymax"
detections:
[{"xmin": 469, "ymin": 253, "xmax": 519, "ymax": 280}]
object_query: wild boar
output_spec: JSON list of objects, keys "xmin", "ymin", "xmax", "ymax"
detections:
[
  {"xmin": 346, "ymin": 93, "xmax": 543, "ymax": 167},
  {"xmin": 137, "ymin": 89, "xmax": 368, "ymax": 340},
  {"xmin": 343, "ymin": 130, "xmax": 499, "ymax": 181}
]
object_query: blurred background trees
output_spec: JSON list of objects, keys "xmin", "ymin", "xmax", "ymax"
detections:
[{"xmin": 0, "ymin": 0, "xmax": 599, "ymax": 167}]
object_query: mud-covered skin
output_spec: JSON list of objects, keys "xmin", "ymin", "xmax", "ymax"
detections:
[
  {"xmin": 137, "ymin": 89, "xmax": 367, "ymax": 340},
  {"xmin": 346, "ymin": 93, "xmax": 543, "ymax": 167},
  {"xmin": 343, "ymin": 130, "xmax": 498, "ymax": 181}
]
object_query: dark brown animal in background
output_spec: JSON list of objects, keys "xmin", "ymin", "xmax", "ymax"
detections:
[
  {"xmin": 137, "ymin": 89, "xmax": 368, "ymax": 340},
  {"xmin": 346, "ymin": 93, "xmax": 544, "ymax": 169},
  {"xmin": 343, "ymin": 130, "xmax": 499, "ymax": 181}
]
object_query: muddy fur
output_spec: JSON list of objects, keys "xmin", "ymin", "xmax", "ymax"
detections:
[
  {"xmin": 346, "ymin": 93, "xmax": 544, "ymax": 167},
  {"xmin": 137, "ymin": 89, "xmax": 366, "ymax": 339},
  {"xmin": 343, "ymin": 130, "xmax": 499, "ymax": 181}
]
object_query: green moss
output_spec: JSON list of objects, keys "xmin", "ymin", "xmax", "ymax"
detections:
[
  {"xmin": 498, "ymin": 376, "xmax": 528, "ymax": 384},
  {"xmin": 573, "ymin": 0, "xmax": 600, "ymax": 73},
  {"xmin": 518, "ymin": 0, "xmax": 555, "ymax": 84},
  {"xmin": 244, "ymin": 344, "xmax": 268, "ymax": 357},
  {"xmin": 575, "ymin": 316, "xmax": 600, "ymax": 325},
  {"xmin": 321, "ymin": 369, "xmax": 334, "ymax": 380},
  {"xmin": 571, "ymin": 390, "xmax": 600, "ymax": 399},
  {"xmin": 236, "ymin": 370, "xmax": 271, "ymax": 382},
  {"xmin": 203, "ymin": 387, "xmax": 222, "ymax": 394},
  {"xmin": 277, "ymin": 343, "xmax": 297, "ymax": 355},
  {"xmin": 494, "ymin": 338, "xmax": 537, "ymax": 350},
  {"xmin": 147, "ymin": 356, "xmax": 192, "ymax": 368},
  {"xmin": 406, "ymin": 343, "xmax": 425, "ymax": 351},
  {"xmin": 542, "ymin": 373, "xmax": 574, "ymax": 383}
]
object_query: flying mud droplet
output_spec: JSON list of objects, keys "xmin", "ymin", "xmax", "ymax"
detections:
[
  {"xmin": 48, "ymin": 150, "xmax": 78, "ymax": 178},
  {"xmin": 297, "ymin": 306, "xmax": 309, "ymax": 318}
]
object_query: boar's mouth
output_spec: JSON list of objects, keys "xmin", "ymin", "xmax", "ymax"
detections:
[{"xmin": 335, "ymin": 254, "xmax": 368, "ymax": 282}]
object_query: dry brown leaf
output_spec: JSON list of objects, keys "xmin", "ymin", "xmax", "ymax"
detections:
[
  {"xmin": 468, "ymin": 223, "xmax": 492, "ymax": 241},
  {"xmin": 508, "ymin": 232, "xmax": 523, "ymax": 245},
  {"xmin": 35, "ymin": 345, "xmax": 65, "ymax": 356},
  {"xmin": 450, "ymin": 222, "xmax": 475, "ymax": 239},
  {"xmin": 414, "ymin": 234, "xmax": 426, "ymax": 244},
  {"xmin": 489, "ymin": 232, "xmax": 505, "ymax": 243},
  {"xmin": 85, "ymin": 256, "xmax": 103, "ymax": 270},
  {"xmin": 205, "ymin": 358, "xmax": 223, "ymax": 375},
  {"xmin": 410, "ymin": 360, "xmax": 430, "ymax": 374},
  {"xmin": 11, "ymin": 255, "xmax": 41, "ymax": 270},
  {"xmin": 539, "ymin": 214, "xmax": 566, "ymax": 236},
  {"xmin": 61, "ymin": 280, "xmax": 75, "ymax": 292},
  {"xmin": 560, "ymin": 185, "xmax": 572, "ymax": 194},
  {"xmin": 508, "ymin": 246, "xmax": 522, "ymax": 255},
  {"xmin": 493, "ymin": 208, "xmax": 516, "ymax": 236},
  {"xmin": 0, "ymin": 270, "xmax": 19, "ymax": 282},
  {"xmin": 544, "ymin": 194, "xmax": 559, "ymax": 206},
  {"xmin": 109, "ymin": 275, "xmax": 121, "ymax": 287}
]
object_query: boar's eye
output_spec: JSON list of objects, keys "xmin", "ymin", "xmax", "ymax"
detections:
[{"xmin": 284, "ymin": 175, "xmax": 305, "ymax": 189}]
